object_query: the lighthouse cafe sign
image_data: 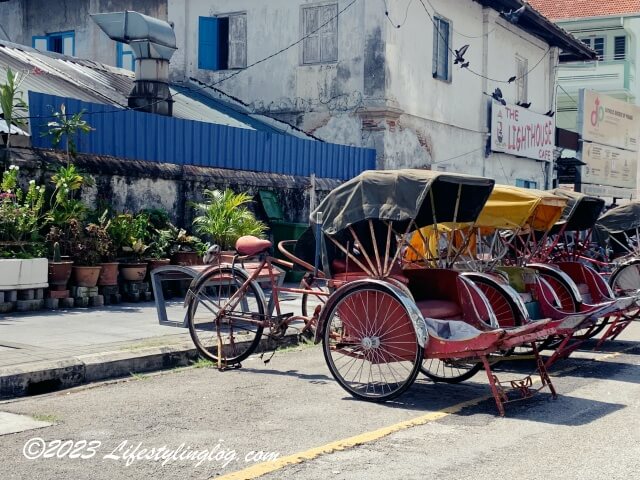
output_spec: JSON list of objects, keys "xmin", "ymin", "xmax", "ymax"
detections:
[{"xmin": 490, "ymin": 100, "xmax": 555, "ymax": 161}]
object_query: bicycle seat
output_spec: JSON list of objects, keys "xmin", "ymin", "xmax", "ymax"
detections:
[{"xmin": 235, "ymin": 236, "xmax": 272, "ymax": 256}]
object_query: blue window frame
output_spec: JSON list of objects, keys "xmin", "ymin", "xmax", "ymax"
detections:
[
  {"xmin": 198, "ymin": 14, "xmax": 247, "ymax": 71},
  {"xmin": 516, "ymin": 179, "xmax": 538, "ymax": 189},
  {"xmin": 117, "ymin": 42, "xmax": 136, "ymax": 72},
  {"xmin": 32, "ymin": 31, "xmax": 75, "ymax": 56}
]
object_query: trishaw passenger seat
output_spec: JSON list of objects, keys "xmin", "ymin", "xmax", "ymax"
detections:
[
  {"xmin": 415, "ymin": 300, "xmax": 462, "ymax": 320},
  {"xmin": 423, "ymin": 317, "xmax": 484, "ymax": 341},
  {"xmin": 235, "ymin": 236, "xmax": 273, "ymax": 256}
]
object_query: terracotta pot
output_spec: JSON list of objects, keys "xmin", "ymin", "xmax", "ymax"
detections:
[
  {"xmin": 48, "ymin": 261, "xmax": 73, "ymax": 289},
  {"xmin": 147, "ymin": 258, "xmax": 171, "ymax": 273},
  {"xmin": 119, "ymin": 263, "xmax": 148, "ymax": 282},
  {"xmin": 170, "ymin": 251, "xmax": 202, "ymax": 266},
  {"xmin": 97, "ymin": 262, "xmax": 119, "ymax": 286},
  {"xmin": 72, "ymin": 265, "xmax": 102, "ymax": 288}
]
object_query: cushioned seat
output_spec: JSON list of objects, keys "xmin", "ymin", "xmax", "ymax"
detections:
[
  {"xmin": 416, "ymin": 299, "xmax": 462, "ymax": 320},
  {"xmin": 519, "ymin": 292, "xmax": 533, "ymax": 303},
  {"xmin": 235, "ymin": 236, "xmax": 272, "ymax": 256},
  {"xmin": 576, "ymin": 283, "xmax": 590, "ymax": 295}
]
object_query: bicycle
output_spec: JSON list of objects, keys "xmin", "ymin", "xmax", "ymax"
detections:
[{"xmin": 185, "ymin": 235, "xmax": 330, "ymax": 369}]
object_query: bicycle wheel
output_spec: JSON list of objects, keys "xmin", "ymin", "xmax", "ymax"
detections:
[
  {"xmin": 420, "ymin": 358, "xmax": 482, "ymax": 383},
  {"xmin": 322, "ymin": 282, "xmax": 423, "ymax": 402},
  {"xmin": 602, "ymin": 260, "xmax": 640, "ymax": 327},
  {"xmin": 187, "ymin": 266, "xmax": 265, "ymax": 366}
]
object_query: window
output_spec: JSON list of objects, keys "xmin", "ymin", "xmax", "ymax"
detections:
[
  {"xmin": 614, "ymin": 36, "xmax": 626, "ymax": 60},
  {"xmin": 581, "ymin": 37, "xmax": 604, "ymax": 60},
  {"xmin": 516, "ymin": 56, "xmax": 528, "ymax": 103},
  {"xmin": 432, "ymin": 16, "xmax": 451, "ymax": 81},
  {"xmin": 32, "ymin": 31, "xmax": 75, "ymax": 56},
  {"xmin": 516, "ymin": 179, "xmax": 537, "ymax": 189},
  {"xmin": 198, "ymin": 13, "xmax": 247, "ymax": 71},
  {"xmin": 117, "ymin": 42, "xmax": 135, "ymax": 72},
  {"xmin": 302, "ymin": 3, "xmax": 338, "ymax": 65}
]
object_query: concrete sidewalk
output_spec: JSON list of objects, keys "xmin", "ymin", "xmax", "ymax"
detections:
[{"xmin": 0, "ymin": 289, "xmax": 309, "ymax": 398}]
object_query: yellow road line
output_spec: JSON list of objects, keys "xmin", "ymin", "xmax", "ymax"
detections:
[
  {"xmin": 216, "ymin": 343, "xmax": 639, "ymax": 480},
  {"xmin": 215, "ymin": 396, "xmax": 488, "ymax": 480}
]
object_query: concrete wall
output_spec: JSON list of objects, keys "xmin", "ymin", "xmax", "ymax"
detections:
[
  {"xmin": 10, "ymin": 147, "xmax": 336, "ymax": 230},
  {"xmin": 0, "ymin": 0, "xmax": 167, "ymax": 67}
]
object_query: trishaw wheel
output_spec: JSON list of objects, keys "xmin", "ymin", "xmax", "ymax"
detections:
[
  {"xmin": 187, "ymin": 267, "xmax": 265, "ymax": 366},
  {"xmin": 609, "ymin": 261, "xmax": 640, "ymax": 298},
  {"xmin": 322, "ymin": 283, "xmax": 423, "ymax": 402},
  {"xmin": 420, "ymin": 359, "xmax": 482, "ymax": 383}
]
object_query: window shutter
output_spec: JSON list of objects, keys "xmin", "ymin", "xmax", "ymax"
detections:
[
  {"xmin": 32, "ymin": 36, "xmax": 47, "ymax": 51},
  {"xmin": 432, "ymin": 20, "xmax": 439, "ymax": 77},
  {"xmin": 614, "ymin": 36, "xmax": 626, "ymax": 60},
  {"xmin": 228, "ymin": 14, "xmax": 247, "ymax": 69},
  {"xmin": 319, "ymin": 4, "xmax": 338, "ymax": 62},
  {"xmin": 303, "ymin": 7, "xmax": 320, "ymax": 64},
  {"xmin": 438, "ymin": 20, "xmax": 449, "ymax": 79},
  {"xmin": 198, "ymin": 16, "xmax": 219, "ymax": 70}
]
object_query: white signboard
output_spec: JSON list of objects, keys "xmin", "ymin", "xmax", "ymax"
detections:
[
  {"xmin": 581, "ymin": 142, "xmax": 638, "ymax": 190},
  {"xmin": 491, "ymin": 101, "xmax": 555, "ymax": 161},
  {"xmin": 581, "ymin": 184, "xmax": 636, "ymax": 200},
  {"xmin": 578, "ymin": 89, "xmax": 639, "ymax": 152}
]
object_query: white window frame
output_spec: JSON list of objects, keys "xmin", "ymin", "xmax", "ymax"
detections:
[
  {"xmin": 432, "ymin": 15, "xmax": 452, "ymax": 82},
  {"xmin": 516, "ymin": 55, "xmax": 528, "ymax": 104},
  {"xmin": 301, "ymin": 2, "xmax": 339, "ymax": 65}
]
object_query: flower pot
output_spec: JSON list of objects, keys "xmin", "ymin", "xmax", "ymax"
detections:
[
  {"xmin": 97, "ymin": 262, "xmax": 119, "ymax": 286},
  {"xmin": 48, "ymin": 261, "xmax": 73, "ymax": 289},
  {"xmin": 119, "ymin": 263, "xmax": 148, "ymax": 282},
  {"xmin": 147, "ymin": 258, "xmax": 171, "ymax": 273},
  {"xmin": 170, "ymin": 251, "xmax": 202, "ymax": 266},
  {"xmin": 72, "ymin": 265, "xmax": 102, "ymax": 288}
]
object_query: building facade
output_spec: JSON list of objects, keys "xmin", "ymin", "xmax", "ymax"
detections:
[
  {"xmin": 0, "ymin": 0, "xmax": 167, "ymax": 70},
  {"xmin": 530, "ymin": 0, "xmax": 640, "ymax": 132},
  {"xmin": 0, "ymin": 0, "xmax": 592, "ymax": 188}
]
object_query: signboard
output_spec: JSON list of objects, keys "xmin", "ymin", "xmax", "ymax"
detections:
[
  {"xmin": 581, "ymin": 142, "xmax": 638, "ymax": 190},
  {"xmin": 582, "ymin": 184, "xmax": 636, "ymax": 200},
  {"xmin": 491, "ymin": 100, "xmax": 555, "ymax": 161},
  {"xmin": 578, "ymin": 89, "xmax": 639, "ymax": 152}
]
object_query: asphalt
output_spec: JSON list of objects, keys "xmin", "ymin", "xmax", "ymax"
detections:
[{"xmin": 0, "ymin": 287, "xmax": 310, "ymax": 399}]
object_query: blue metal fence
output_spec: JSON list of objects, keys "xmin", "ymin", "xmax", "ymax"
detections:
[{"xmin": 29, "ymin": 92, "xmax": 376, "ymax": 180}]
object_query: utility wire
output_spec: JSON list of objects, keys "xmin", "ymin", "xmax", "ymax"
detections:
[{"xmin": 13, "ymin": 0, "xmax": 360, "ymax": 123}]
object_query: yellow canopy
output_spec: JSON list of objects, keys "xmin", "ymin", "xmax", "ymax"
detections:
[{"xmin": 476, "ymin": 185, "xmax": 567, "ymax": 232}]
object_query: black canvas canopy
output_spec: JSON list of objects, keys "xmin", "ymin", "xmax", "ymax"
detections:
[
  {"xmin": 550, "ymin": 189, "xmax": 605, "ymax": 232},
  {"xmin": 597, "ymin": 202, "xmax": 640, "ymax": 234},
  {"xmin": 311, "ymin": 169, "xmax": 496, "ymax": 235}
]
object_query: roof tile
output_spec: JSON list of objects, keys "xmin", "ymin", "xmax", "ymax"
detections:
[{"xmin": 529, "ymin": 0, "xmax": 640, "ymax": 20}]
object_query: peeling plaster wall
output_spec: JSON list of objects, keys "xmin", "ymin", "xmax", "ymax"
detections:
[
  {"xmin": 10, "ymin": 148, "xmax": 335, "ymax": 230},
  {"xmin": 0, "ymin": 0, "xmax": 167, "ymax": 67}
]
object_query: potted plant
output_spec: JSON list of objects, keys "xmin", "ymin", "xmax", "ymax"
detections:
[
  {"xmin": 93, "ymin": 211, "xmax": 118, "ymax": 286},
  {"xmin": 168, "ymin": 227, "xmax": 205, "ymax": 266},
  {"xmin": 192, "ymin": 189, "xmax": 267, "ymax": 260},
  {"xmin": 68, "ymin": 219, "xmax": 103, "ymax": 288},
  {"xmin": 46, "ymin": 239, "xmax": 73, "ymax": 291},
  {"xmin": 109, "ymin": 212, "xmax": 151, "ymax": 281},
  {"xmin": 146, "ymin": 228, "xmax": 172, "ymax": 273}
]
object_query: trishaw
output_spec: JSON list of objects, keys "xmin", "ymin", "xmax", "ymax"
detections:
[{"xmin": 310, "ymin": 170, "xmax": 585, "ymax": 415}]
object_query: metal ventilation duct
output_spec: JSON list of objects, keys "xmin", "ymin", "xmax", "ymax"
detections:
[{"xmin": 91, "ymin": 11, "xmax": 176, "ymax": 116}]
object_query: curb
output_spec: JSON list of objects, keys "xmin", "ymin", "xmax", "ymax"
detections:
[{"xmin": 0, "ymin": 333, "xmax": 304, "ymax": 399}]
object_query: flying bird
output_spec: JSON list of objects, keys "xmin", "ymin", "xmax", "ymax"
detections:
[
  {"xmin": 508, "ymin": 75, "xmax": 517, "ymax": 83},
  {"xmin": 454, "ymin": 44, "xmax": 470, "ymax": 64},
  {"xmin": 503, "ymin": 4, "xmax": 526, "ymax": 23},
  {"xmin": 460, "ymin": 61, "xmax": 470, "ymax": 68}
]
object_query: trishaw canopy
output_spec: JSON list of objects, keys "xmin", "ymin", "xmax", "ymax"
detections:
[
  {"xmin": 550, "ymin": 189, "xmax": 606, "ymax": 232},
  {"xmin": 476, "ymin": 185, "xmax": 567, "ymax": 232},
  {"xmin": 312, "ymin": 169, "xmax": 496, "ymax": 235},
  {"xmin": 596, "ymin": 201, "xmax": 640, "ymax": 234}
]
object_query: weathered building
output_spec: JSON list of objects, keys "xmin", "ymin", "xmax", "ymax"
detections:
[
  {"xmin": 1, "ymin": 0, "xmax": 594, "ymax": 188},
  {"xmin": 0, "ymin": 0, "xmax": 167, "ymax": 70}
]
